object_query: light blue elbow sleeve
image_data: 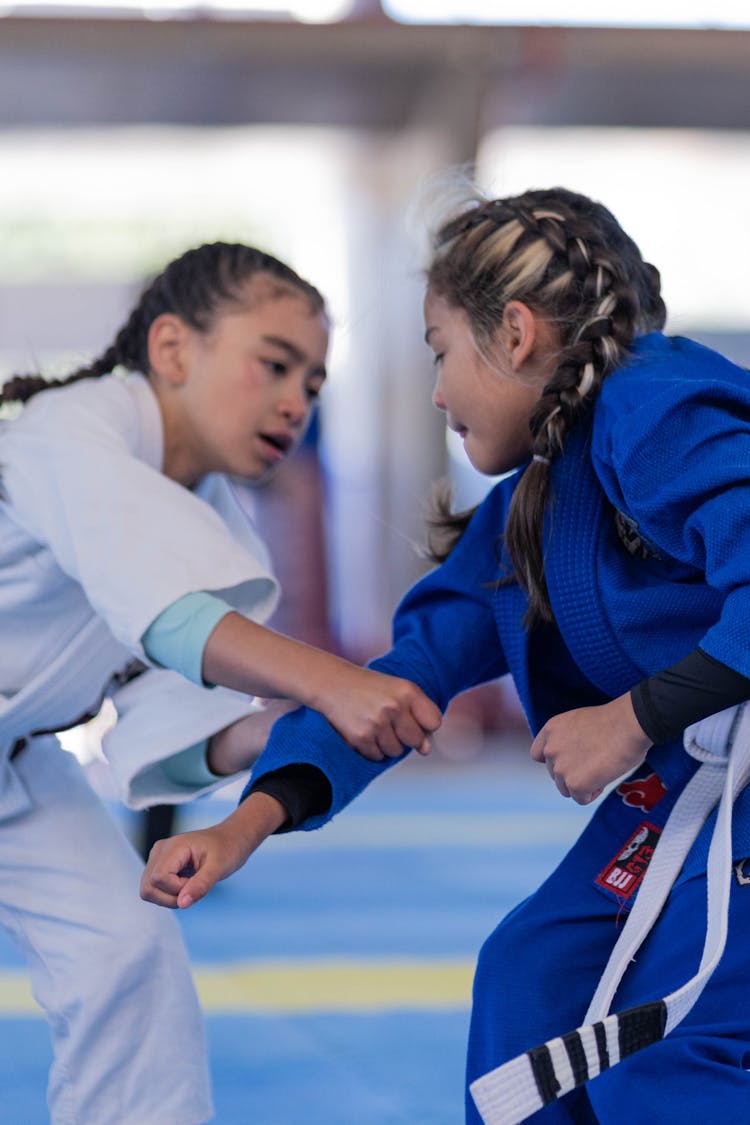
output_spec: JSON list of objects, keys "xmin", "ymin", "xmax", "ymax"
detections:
[
  {"xmin": 141, "ymin": 591, "xmax": 234, "ymax": 687},
  {"xmin": 160, "ymin": 741, "xmax": 220, "ymax": 787}
]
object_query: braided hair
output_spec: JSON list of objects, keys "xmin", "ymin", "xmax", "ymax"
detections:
[
  {"xmin": 0, "ymin": 242, "xmax": 326, "ymax": 407},
  {"xmin": 426, "ymin": 186, "xmax": 666, "ymax": 625}
]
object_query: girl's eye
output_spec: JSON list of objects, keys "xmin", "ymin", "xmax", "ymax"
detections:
[
  {"xmin": 306, "ymin": 383, "xmax": 323, "ymax": 401},
  {"xmin": 264, "ymin": 359, "xmax": 288, "ymax": 377}
]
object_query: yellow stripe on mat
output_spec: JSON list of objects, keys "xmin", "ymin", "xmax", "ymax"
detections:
[{"xmin": 0, "ymin": 958, "xmax": 474, "ymax": 1016}]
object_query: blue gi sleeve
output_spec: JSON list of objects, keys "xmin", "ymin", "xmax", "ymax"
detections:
[
  {"xmin": 243, "ymin": 480, "xmax": 513, "ymax": 830},
  {"xmin": 594, "ymin": 334, "xmax": 750, "ymax": 679}
]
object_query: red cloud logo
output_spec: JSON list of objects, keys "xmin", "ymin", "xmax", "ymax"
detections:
[{"xmin": 616, "ymin": 772, "xmax": 667, "ymax": 813}]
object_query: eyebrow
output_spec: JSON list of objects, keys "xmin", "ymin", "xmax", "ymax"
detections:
[{"xmin": 262, "ymin": 335, "xmax": 327, "ymax": 378}]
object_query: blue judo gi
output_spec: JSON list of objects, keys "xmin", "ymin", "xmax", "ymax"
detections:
[{"xmin": 247, "ymin": 332, "xmax": 750, "ymax": 1123}]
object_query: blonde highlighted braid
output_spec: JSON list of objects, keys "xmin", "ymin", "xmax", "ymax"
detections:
[{"xmin": 426, "ymin": 187, "xmax": 666, "ymax": 624}]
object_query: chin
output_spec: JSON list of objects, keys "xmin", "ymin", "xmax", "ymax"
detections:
[
  {"xmin": 469, "ymin": 453, "xmax": 505, "ymax": 476},
  {"xmin": 471, "ymin": 456, "xmax": 523, "ymax": 478},
  {"xmin": 255, "ymin": 460, "xmax": 284, "ymax": 483},
  {"xmin": 223, "ymin": 460, "xmax": 270, "ymax": 483}
]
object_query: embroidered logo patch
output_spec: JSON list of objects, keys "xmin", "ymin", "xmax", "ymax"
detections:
[
  {"xmin": 733, "ymin": 858, "xmax": 750, "ymax": 887},
  {"xmin": 595, "ymin": 821, "xmax": 661, "ymax": 900},
  {"xmin": 616, "ymin": 772, "xmax": 668, "ymax": 813}
]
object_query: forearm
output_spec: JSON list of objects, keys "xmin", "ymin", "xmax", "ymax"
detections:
[
  {"xmin": 206, "ymin": 700, "xmax": 300, "ymax": 776},
  {"xmin": 202, "ymin": 611, "xmax": 349, "ymax": 706},
  {"xmin": 202, "ymin": 612, "xmax": 442, "ymax": 762},
  {"xmin": 242, "ymin": 702, "xmax": 413, "ymax": 831},
  {"xmin": 221, "ymin": 789, "xmax": 288, "ymax": 851}
]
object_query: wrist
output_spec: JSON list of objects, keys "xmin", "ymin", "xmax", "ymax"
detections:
[
  {"xmin": 616, "ymin": 691, "xmax": 652, "ymax": 750},
  {"xmin": 298, "ymin": 650, "xmax": 349, "ymax": 712},
  {"xmin": 222, "ymin": 791, "xmax": 287, "ymax": 859}
]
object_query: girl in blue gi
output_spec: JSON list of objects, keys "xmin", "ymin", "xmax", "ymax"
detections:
[
  {"xmin": 141, "ymin": 191, "xmax": 750, "ymax": 1124},
  {"xmin": 0, "ymin": 241, "xmax": 440, "ymax": 1125}
]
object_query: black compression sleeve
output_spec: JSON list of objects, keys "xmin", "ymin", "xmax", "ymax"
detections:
[
  {"xmin": 630, "ymin": 647, "xmax": 750, "ymax": 745},
  {"xmin": 249, "ymin": 764, "xmax": 332, "ymax": 831}
]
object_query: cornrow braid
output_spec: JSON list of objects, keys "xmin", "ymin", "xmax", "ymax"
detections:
[
  {"xmin": 427, "ymin": 186, "xmax": 666, "ymax": 624},
  {"xmin": 0, "ymin": 242, "xmax": 326, "ymax": 408}
]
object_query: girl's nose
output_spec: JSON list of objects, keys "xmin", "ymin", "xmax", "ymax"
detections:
[
  {"xmin": 432, "ymin": 384, "xmax": 446, "ymax": 412},
  {"xmin": 279, "ymin": 382, "xmax": 308, "ymax": 424}
]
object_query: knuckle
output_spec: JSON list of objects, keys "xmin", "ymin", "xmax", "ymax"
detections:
[{"xmin": 354, "ymin": 722, "xmax": 373, "ymax": 744}]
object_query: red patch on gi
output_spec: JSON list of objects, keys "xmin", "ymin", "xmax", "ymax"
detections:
[
  {"xmin": 616, "ymin": 772, "xmax": 667, "ymax": 813},
  {"xmin": 595, "ymin": 821, "xmax": 661, "ymax": 901}
]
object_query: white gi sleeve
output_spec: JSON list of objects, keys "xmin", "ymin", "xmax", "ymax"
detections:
[
  {"xmin": 0, "ymin": 375, "xmax": 282, "ymax": 805},
  {"xmin": 103, "ymin": 668, "xmax": 261, "ymax": 809},
  {"xmin": 0, "ymin": 374, "xmax": 279, "ymax": 652}
]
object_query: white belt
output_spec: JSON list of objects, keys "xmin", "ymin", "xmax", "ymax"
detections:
[{"xmin": 470, "ymin": 703, "xmax": 750, "ymax": 1125}]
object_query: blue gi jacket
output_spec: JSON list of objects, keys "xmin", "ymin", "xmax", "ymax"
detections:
[{"xmin": 245, "ymin": 332, "xmax": 750, "ymax": 831}]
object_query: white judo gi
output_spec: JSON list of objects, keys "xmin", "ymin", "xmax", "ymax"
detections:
[{"xmin": 0, "ymin": 371, "xmax": 280, "ymax": 1124}]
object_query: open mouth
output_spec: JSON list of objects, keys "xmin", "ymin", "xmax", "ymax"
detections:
[{"xmin": 259, "ymin": 432, "xmax": 293, "ymax": 456}]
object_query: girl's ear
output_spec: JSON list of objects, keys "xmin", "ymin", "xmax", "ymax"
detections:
[
  {"xmin": 499, "ymin": 301, "xmax": 539, "ymax": 372},
  {"xmin": 147, "ymin": 314, "xmax": 189, "ymax": 385}
]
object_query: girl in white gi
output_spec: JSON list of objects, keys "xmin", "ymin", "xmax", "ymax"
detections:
[
  {"xmin": 141, "ymin": 194, "xmax": 750, "ymax": 1124},
  {"xmin": 0, "ymin": 241, "xmax": 440, "ymax": 1125}
]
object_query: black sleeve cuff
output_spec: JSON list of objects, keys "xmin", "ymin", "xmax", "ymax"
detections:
[
  {"xmin": 249, "ymin": 764, "xmax": 333, "ymax": 831},
  {"xmin": 631, "ymin": 647, "xmax": 750, "ymax": 745}
]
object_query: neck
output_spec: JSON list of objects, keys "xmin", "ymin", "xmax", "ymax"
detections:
[{"xmin": 149, "ymin": 378, "xmax": 206, "ymax": 487}]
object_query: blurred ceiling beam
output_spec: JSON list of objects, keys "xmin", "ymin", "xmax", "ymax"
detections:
[{"xmin": 1, "ymin": 19, "xmax": 749, "ymax": 129}]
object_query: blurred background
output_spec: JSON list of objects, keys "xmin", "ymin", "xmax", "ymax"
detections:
[
  {"xmin": 3, "ymin": 7, "xmax": 750, "ymax": 1119},
  {"xmin": 3, "ymin": 2, "xmax": 750, "ymax": 723}
]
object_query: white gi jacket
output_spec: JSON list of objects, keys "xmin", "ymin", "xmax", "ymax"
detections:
[{"xmin": 0, "ymin": 371, "xmax": 280, "ymax": 817}]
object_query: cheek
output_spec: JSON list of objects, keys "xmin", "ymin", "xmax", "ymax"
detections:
[
  {"xmin": 481, "ymin": 396, "xmax": 533, "ymax": 462},
  {"xmin": 441, "ymin": 364, "xmax": 470, "ymax": 410},
  {"xmin": 237, "ymin": 360, "xmax": 266, "ymax": 393},
  {"xmin": 231, "ymin": 365, "xmax": 268, "ymax": 414},
  {"xmin": 502, "ymin": 408, "xmax": 534, "ymax": 458}
]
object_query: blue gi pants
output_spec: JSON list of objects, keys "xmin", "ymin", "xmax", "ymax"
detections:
[{"xmin": 466, "ymin": 745, "xmax": 750, "ymax": 1124}]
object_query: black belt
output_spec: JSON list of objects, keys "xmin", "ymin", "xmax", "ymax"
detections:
[
  {"xmin": 6, "ymin": 659, "xmax": 145, "ymax": 763},
  {"xmin": 9, "ymin": 707, "xmax": 102, "ymax": 761},
  {"xmin": 10, "ymin": 738, "xmax": 27, "ymax": 759}
]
